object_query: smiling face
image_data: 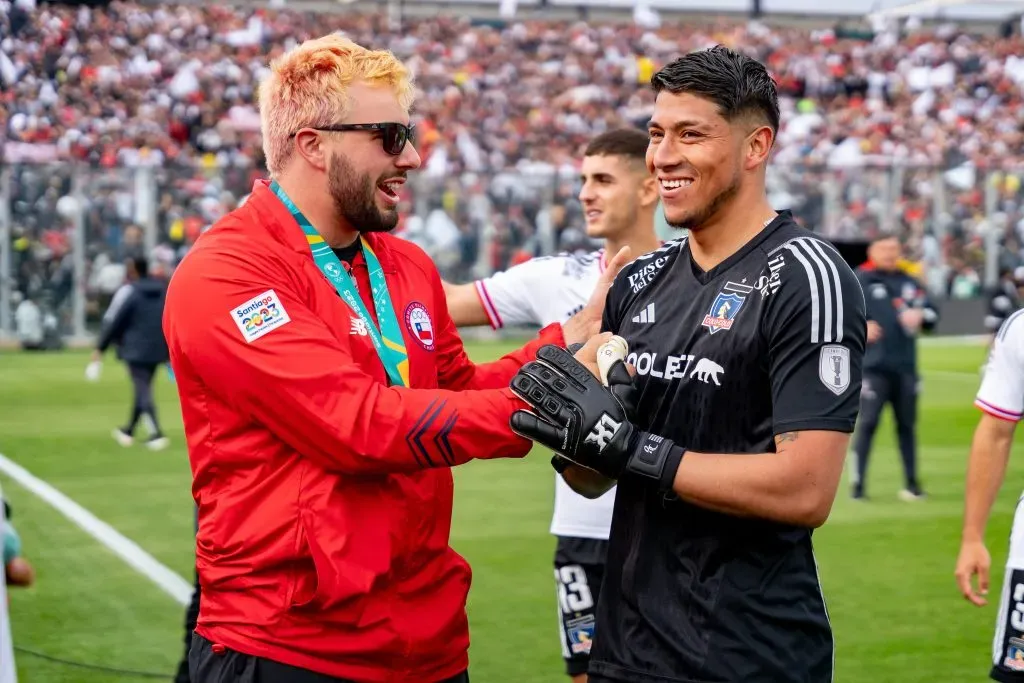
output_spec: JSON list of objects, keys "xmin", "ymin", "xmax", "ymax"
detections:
[
  {"xmin": 324, "ymin": 81, "xmax": 421, "ymax": 233},
  {"xmin": 646, "ymin": 91, "xmax": 748, "ymax": 232}
]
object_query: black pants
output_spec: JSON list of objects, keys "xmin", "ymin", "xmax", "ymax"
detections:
[
  {"xmin": 124, "ymin": 362, "xmax": 163, "ymax": 437},
  {"xmin": 174, "ymin": 571, "xmax": 202, "ymax": 683},
  {"xmin": 190, "ymin": 634, "xmax": 470, "ymax": 683},
  {"xmin": 852, "ymin": 369, "xmax": 919, "ymax": 492},
  {"xmin": 175, "ymin": 508, "xmax": 202, "ymax": 683}
]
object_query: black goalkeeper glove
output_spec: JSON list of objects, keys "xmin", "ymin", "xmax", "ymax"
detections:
[
  {"xmin": 509, "ymin": 344, "xmax": 685, "ymax": 491},
  {"xmin": 547, "ymin": 351, "xmax": 638, "ymax": 475}
]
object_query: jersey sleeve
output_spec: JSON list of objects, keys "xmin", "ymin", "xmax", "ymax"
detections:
[
  {"xmin": 164, "ymin": 246, "xmax": 534, "ymax": 475},
  {"xmin": 765, "ymin": 238, "xmax": 867, "ymax": 435},
  {"xmin": 473, "ymin": 257, "xmax": 561, "ymax": 329},
  {"xmin": 976, "ymin": 314, "xmax": 1024, "ymax": 422}
]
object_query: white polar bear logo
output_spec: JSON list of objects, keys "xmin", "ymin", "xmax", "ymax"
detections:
[{"xmin": 690, "ymin": 358, "xmax": 724, "ymax": 386}]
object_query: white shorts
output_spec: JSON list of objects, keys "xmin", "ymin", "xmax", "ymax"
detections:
[{"xmin": 992, "ymin": 495, "xmax": 1024, "ymax": 682}]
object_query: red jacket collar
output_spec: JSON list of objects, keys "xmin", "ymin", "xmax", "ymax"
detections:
[{"xmin": 247, "ymin": 179, "xmax": 397, "ymax": 273}]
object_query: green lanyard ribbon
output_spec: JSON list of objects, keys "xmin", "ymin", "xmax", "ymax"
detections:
[{"xmin": 270, "ymin": 181, "xmax": 409, "ymax": 387}]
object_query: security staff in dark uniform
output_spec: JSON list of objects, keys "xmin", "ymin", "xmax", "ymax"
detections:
[
  {"xmin": 852, "ymin": 234, "xmax": 938, "ymax": 501},
  {"xmin": 509, "ymin": 46, "xmax": 867, "ymax": 683},
  {"xmin": 92, "ymin": 257, "xmax": 171, "ymax": 450}
]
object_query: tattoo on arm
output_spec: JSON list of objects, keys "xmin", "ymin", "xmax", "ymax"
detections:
[{"xmin": 775, "ymin": 432, "xmax": 799, "ymax": 451}]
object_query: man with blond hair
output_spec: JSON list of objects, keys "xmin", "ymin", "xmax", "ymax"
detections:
[{"xmin": 163, "ymin": 35, "xmax": 626, "ymax": 683}]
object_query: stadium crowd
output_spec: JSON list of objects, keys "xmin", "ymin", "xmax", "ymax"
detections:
[{"xmin": 1, "ymin": 0, "xmax": 1023, "ymax": 334}]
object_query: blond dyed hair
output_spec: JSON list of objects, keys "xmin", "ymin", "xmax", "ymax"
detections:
[{"xmin": 258, "ymin": 34, "xmax": 416, "ymax": 175}]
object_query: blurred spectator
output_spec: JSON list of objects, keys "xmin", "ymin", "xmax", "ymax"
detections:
[
  {"xmin": 12, "ymin": 290, "xmax": 42, "ymax": 350},
  {"xmin": 0, "ymin": 1, "xmax": 1022, "ymax": 297},
  {"xmin": 13, "ymin": 290, "xmax": 62, "ymax": 350},
  {"xmin": 2, "ymin": 500, "xmax": 34, "ymax": 589}
]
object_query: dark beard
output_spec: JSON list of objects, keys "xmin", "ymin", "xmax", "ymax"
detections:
[
  {"xmin": 667, "ymin": 173, "xmax": 741, "ymax": 232},
  {"xmin": 329, "ymin": 152, "xmax": 399, "ymax": 233}
]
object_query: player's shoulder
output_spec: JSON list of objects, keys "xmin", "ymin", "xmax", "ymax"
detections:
[
  {"xmin": 996, "ymin": 308, "xmax": 1024, "ymax": 345},
  {"xmin": 761, "ymin": 219, "xmax": 861, "ymax": 296},
  {"xmin": 503, "ymin": 249, "xmax": 604, "ymax": 283},
  {"xmin": 545, "ymin": 248, "xmax": 605, "ymax": 276},
  {"xmin": 169, "ymin": 211, "xmax": 270, "ymax": 291},
  {"xmin": 761, "ymin": 218, "xmax": 844, "ymax": 266}
]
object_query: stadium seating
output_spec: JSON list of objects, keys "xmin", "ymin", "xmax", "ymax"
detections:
[{"xmin": 1, "ymin": 1, "xmax": 1022, "ymax": 337}]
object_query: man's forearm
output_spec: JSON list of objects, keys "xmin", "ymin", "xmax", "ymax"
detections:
[
  {"xmin": 962, "ymin": 421, "xmax": 1013, "ymax": 542},
  {"xmin": 671, "ymin": 443, "xmax": 840, "ymax": 528}
]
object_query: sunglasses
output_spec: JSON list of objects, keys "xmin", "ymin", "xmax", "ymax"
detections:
[{"xmin": 295, "ymin": 122, "xmax": 416, "ymax": 156}]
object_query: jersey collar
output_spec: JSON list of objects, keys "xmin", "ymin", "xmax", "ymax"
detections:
[{"xmin": 248, "ymin": 179, "xmax": 397, "ymax": 273}]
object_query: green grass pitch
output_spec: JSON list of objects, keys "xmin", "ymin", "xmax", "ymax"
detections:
[{"xmin": 0, "ymin": 340, "xmax": 1021, "ymax": 682}]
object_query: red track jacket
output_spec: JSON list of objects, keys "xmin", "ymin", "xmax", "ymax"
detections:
[{"xmin": 163, "ymin": 180, "xmax": 564, "ymax": 682}]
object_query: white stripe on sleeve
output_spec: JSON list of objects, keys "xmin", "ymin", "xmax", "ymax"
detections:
[{"xmin": 783, "ymin": 238, "xmax": 843, "ymax": 344}]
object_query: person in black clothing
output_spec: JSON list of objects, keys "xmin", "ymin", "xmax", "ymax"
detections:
[
  {"xmin": 91, "ymin": 257, "xmax": 171, "ymax": 451},
  {"xmin": 509, "ymin": 46, "xmax": 866, "ymax": 683},
  {"xmin": 852, "ymin": 235, "xmax": 938, "ymax": 501}
]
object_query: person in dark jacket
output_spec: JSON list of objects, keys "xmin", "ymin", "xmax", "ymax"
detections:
[
  {"xmin": 852, "ymin": 235, "xmax": 939, "ymax": 501},
  {"xmin": 90, "ymin": 257, "xmax": 171, "ymax": 450}
]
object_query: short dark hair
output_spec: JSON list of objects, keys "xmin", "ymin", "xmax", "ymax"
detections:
[
  {"xmin": 651, "ymin": 45, "xmax": 780, "ymax": 135},
  {"xmin": 132, "ymin": 256, "xmax": 149, "ymax": 278},
  {"xmin": 583, "ymin": 128, "xmax": 650, "ymax": 164}
]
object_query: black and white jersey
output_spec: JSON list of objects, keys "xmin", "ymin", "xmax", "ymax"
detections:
[
  {"xmin": 475, "ymin": 250, "xmax": 619, "ymax": 540},
  {"xmin": 589, "ymin": 212, "xmax": 867, "ymax": 683},
  {"xmin": 977, "ymin": 310, "xmax": 1024, "ymax": 422}
]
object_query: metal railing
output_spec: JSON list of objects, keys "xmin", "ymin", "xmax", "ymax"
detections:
[{"xmin": 1, "ymin": 160, "xmax": 1021, "ymax": 343}]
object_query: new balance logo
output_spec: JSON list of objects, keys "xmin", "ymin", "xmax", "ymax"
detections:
[
  {"xmin": 584, "ymin": 413, "xmax": 622, "ymax": 452},
  {"xmin": 632, "ymin": 302, "xmax": 656, "ymax": 324},
  {"xmin": 350, "ymin": 319, "xmax": 368, "ymax": 336}
]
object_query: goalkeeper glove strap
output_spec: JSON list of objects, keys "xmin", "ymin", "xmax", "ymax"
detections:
[
  {"xmin": 625, "ymin": 431, "xmax": 686, "ymax": 493},
  {"xmin": 552, "ymin": 432, "xmax": 685, "ymax": 494}
]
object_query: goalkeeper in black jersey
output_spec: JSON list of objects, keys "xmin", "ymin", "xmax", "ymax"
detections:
[{"xmin": 509, "ymin": 46, "xmax": 867, "ymax": 683}]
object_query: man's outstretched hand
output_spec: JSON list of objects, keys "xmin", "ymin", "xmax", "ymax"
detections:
[
  {"xmin": 509, "ymin": 343, "xmax": 635, "ymax": 478},
  {"xmin": 561, "ymin": 246, "xmax": 631, "ymax": 347},
  {"xmin": 510, "ymin": 343, "xmax": 686, "ymax": 491}
]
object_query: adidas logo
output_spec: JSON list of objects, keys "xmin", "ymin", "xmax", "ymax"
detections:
[{"xmin": 632, "ymin": 302, "xmax": 656, "ymax": 324}]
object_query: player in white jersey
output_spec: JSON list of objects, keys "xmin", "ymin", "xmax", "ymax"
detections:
[
  {"xmin": 956, "ymin": 309, "xmax": 1024, "ymax": 683},
  {"xmin": 444, "ymin": 128, "xmax": 661, "ymax": 682}
]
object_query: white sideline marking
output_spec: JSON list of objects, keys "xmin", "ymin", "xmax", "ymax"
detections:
[{"xmin": 0, "ymin": 453, "xmax": 191, "ymax": 606}]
